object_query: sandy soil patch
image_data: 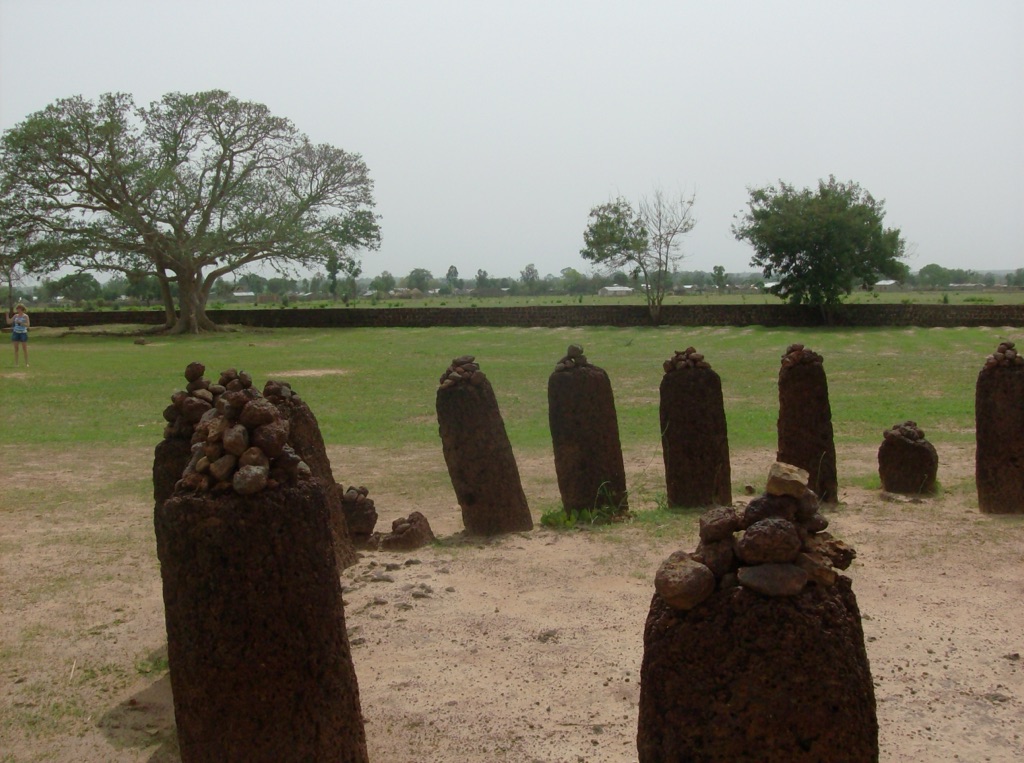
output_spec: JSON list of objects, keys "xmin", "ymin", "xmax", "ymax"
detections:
[{"xmin": 0, "ymin": 444, "xmax": 1022, "ymax": 762}]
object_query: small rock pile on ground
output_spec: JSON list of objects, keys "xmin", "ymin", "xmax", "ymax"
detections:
[
  {"xmin": 878, "ymin": 420, "xmax": 938, "ymax": 495},
  {"xmin": 659, "ymin": 346, "xmax": 731, "ymax": 508},
  {"xmin": 436, "ymin": 355, "xmax": 533, "ymax": 535},
  {"xmin": 376, "ymin": 511, "xmax": 436, "ymax": 551},
  {"xmin": 341, "ymin": 485, "xmax": 379, "ymax": 547},
  {"xmin": 777, "ymin": 343, "xmax": 838, "ymax": 502},
  {"xmin": 638, "ymin": 462, "xmax": 877, "ymax": 761},
  {"xmin": 548, "ymin": 344, "xmax": 629, "ymax": 516},
  {"xmin": 662, "ymin": 346, "xmax": 711, "ymax": 372},
  {"xmin": 976, "ymin": 340, "xmax": 1024, "ymax": 514}
]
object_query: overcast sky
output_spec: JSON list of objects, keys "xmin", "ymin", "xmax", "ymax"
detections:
[{"xmin": 2, "ymin": 0, "xmax": 1021, "ymax": 281}]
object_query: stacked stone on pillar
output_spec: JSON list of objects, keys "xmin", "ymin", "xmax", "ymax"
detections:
[
  {"xmin": 637, "ymin": 462, "xmax": 877, "ymax": 762},
  {"xmin": 878, "ymin": 421, "xmax": 938, "ymax": 495},
  {"xmin": 975, "ymin": 340, "xmax": 1024, "ymax": 514},
  {"xmin": 547, "ymin": 344, "xmax": 628, "ymax": 516},
  {"xmin": 777, "ymin": 344, "xmax": 838, "ymax": 502},
  {"xmin": 154, "ymin": 376, "xmax": 368, "ymax": 763},
  {"xmin": 153, "ymin": 361, "xmax": 217, "ymax": 509},
  {"xmin": 264, "ymin": 379, "xmax": 358, "ymax": 569},
  {"xmin": 436, "ymin": 355, "xmax": 533, "ymax": 535},
  {"xmin": 659, "ymin": 346, "xmax": 732, "ymax": 508}
]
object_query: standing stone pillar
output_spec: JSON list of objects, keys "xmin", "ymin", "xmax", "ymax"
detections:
[
  {"xmin": 976, "ymin": 340, "xmax": 1024, "ymax": 513},
  {"xmin": 877, "ymin": 421, "xmax": 938, "ymax": 495},
  {"xmin": 155, "ymin": 377, "xmax": 367, "ymax": 763},
  {"xmin": 436, "ymin": 355, "xmax": 533, "ymax": 535},
  {"xmin": 660, "ymin": 347, "xmax": 732, "ymax": 508},
  {"xmin": 777, "ymin": 344, "xmax": 838, "ymax": 502},
  {"xmin": 637, "ymin": 463, "xmax": 877, "ymax": 762},
  {"xmin": 264, "ymin": 379, "xmax": 358, "ymax": 569},
  {"xmin": 548, "ymin": 344, "xmax": 628, "ymax": 516}
]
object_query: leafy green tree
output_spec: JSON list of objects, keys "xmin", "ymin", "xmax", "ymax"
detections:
[
  {"xmin": 733, "ymin": 176, "xmax": 906, "ymax": 310},
  {"xmin": 559, "ymin": 267, "xmax": 589, "ymax": 295},
  {"xmin": 1007, "ymin": 268, "xmax": 1024, "ymax": 287},
  {"xmin": 0, "ymin": 90, "xmax": 380, "ymax": 333},
  {"xmin": 581, "ymin": 189, "xmax": 696, "ymax": 322},
  {"xmin": 404, "ymin": 268, "xmax": 433, "ymax": 292},
  {"xmin": 474, "ymin": 269, "xmax": 490, "ymax": 290},
  {"xmin": 370, "ymin": 270, "xmax": 395, "ymax": 295},
  {"xmin": 712, "ymin": 265, "xmax": 728, "ymax": 290},
  {"xmin": 53, "ymin": 272, "xmax": 102, "ymax": 302},
  {"xmin": 102, "ymin": 275, "xmax": 128, "ymax": 301},
  {"xmin": 445, "ymin": 265, "xmax": 462, "ymax": 291},
  {"xmin": 520, "ymin": 263, "xmax": 541, "ymax": 293},
  {"xmin": 917, "ymin": 263, "xmax": 952, "ymax": 289}
]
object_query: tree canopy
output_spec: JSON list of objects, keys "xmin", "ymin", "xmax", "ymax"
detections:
[
  {"xmin": 0, "ymin": 90, "xmax": 380, "ymax": 332},
  {"xmin": 733, "ymin": 176, "xmax": 906, "ymax": 309},
  {"xmin": 581, "ymin": 189, "xmax": 695, "ymax": 322}
]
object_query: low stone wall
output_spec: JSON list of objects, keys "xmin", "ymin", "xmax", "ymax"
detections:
[{"xmin": 28, "ymin": 303, "xmax": 1024, "ymax": 329}]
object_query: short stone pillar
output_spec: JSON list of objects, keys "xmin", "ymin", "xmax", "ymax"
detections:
[
  {"xmin": 155, "ymin": 387, "xmax": 367, "ymax": 763},
  {"xmin": 637, "ymin": 463, "xmax": 877, "ymax": 762},
  {"xmin": 878, "ymin": 421, "xmax": 938, "ymax": 495},
  {"xmin": 660, "ymin": 347, "xmax": 732, "ymax": 508},
  {"xmin": 547, "ymin": 344, "xmax": 628, "ymax": 516},
  {"xmin": 976, "ymin": 340, "xmax": 1024, "ymax": 513},
  {"xmin": 264, "ymin": 378, "xmax": 358, "ymax": 569},
  {"xmin": 777, "ymin": 344, "xmax": 838, "ymax": 502},
  {"xmin": 436, "ymin": 355, "xmax": 533, "ymax": 535}
]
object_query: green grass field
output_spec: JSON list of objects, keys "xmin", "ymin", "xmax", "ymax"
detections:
[{"xmin": 3, "ymin": 321, "xmax": 1015, "ymax": 461}]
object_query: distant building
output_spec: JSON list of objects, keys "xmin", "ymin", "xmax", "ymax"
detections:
[{"xmin": 598, "ymin": 285, "xmax": 633, "ymax": 296}]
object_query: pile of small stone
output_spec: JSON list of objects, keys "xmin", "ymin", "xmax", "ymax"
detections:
[
  {"xmin": 438, "ymin": 355, "xmax": 485, "ymax": 389},
  {"xmin": 654, "ymin": 462, "xmax": 855, "ymax": 610},
  {"xmin": 984, "ymin": 340, "xmax": 1022, "ymax": 369},
  {"xmin": 165, "ymin": 363, "xmax": 310, "ymax": 496},
  {"xmin": 262, "ymin": 378, "xmax": 304, "ymax": 405},
  {"xmin": 883, "ymin": 420, "xmax": 927, "ymax": 443},
  {"xmin": 780, "ymin": 342, "xmax": 823, "ymax": 368},
  {"xmin": 553, "ymin": 344, "xmax": 589, "ymax": 372},
  {"xmin": 662, "ymin": 346, "xmax": 711, "ymax": 373}
]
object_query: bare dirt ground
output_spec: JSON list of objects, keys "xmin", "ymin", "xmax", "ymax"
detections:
[{"xmin": 1, "ymin": 442, "xmax": 1022, "ymax": 762}]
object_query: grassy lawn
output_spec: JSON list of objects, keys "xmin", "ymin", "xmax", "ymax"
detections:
[{"xmin": 3, "ymin": 323, "xmax": 1013, "ymax": 452}]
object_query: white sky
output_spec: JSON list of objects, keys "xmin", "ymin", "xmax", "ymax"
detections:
[{"xmin": 1, "ymin": 0, "xmax": 1022, "ymax": 281}]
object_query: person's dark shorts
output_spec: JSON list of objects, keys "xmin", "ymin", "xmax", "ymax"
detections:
[{"xmin": 12, "ymin": 332, "xmax": 27, "ymax": 342}]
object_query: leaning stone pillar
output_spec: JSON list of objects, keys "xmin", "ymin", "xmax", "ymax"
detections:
[
  {"xmin": 777, "ymin": 344, "xmax": 838, "ymax": 502},
  {"xmin": 264, "ymin": 378, "xmax": 358, "ymax": 569},
  {"xmin": 660, "ymin": 347, "xmax": 732, "ymax": 507},
  {"xmin": 155, "ymin": 378, "xmax": 367, "ymax": 763},
  {"xmin": 548, "ymin": 344, "xmax": 628, "ymax": 516},
  {"xmin": 637, "ymin": 463, "xmax": 877, "ymax": 762},
  {"xmin": 436, "ymin": 355, "xmax": 533, "ymax": 535},
  {"xmin": 975, "ymin": 340, "xmax": 1024, "ymax": 513}
]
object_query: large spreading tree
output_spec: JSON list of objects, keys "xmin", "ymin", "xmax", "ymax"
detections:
[
  {"xmin": 581, "ymin": 189, "xmax": 696, "ymax": 323},
  {"xmin": 733, "ymin": 176, "xmax": 906, "ymax": 311},
  {"xmin": 0, "ymin": 90, "xmax": 380, "ymax": 332}
]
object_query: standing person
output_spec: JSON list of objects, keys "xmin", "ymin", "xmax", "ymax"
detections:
[{"xmin": 7, "ymin": 303, "xmax": 29, "ymax": 366}]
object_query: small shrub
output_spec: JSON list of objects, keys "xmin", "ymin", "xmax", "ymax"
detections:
[{"xmin": 941, "ymin": 293, "xmax": 950, "ymax": 304}]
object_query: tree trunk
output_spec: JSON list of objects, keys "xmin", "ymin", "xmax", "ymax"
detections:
[
  {"xmin": 168, "ymin": 272, "xmax": 221, "ymax": 334},
  {"xmin": 156, "ymin": 267, "xmax": 176, "ymax": 328}
]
